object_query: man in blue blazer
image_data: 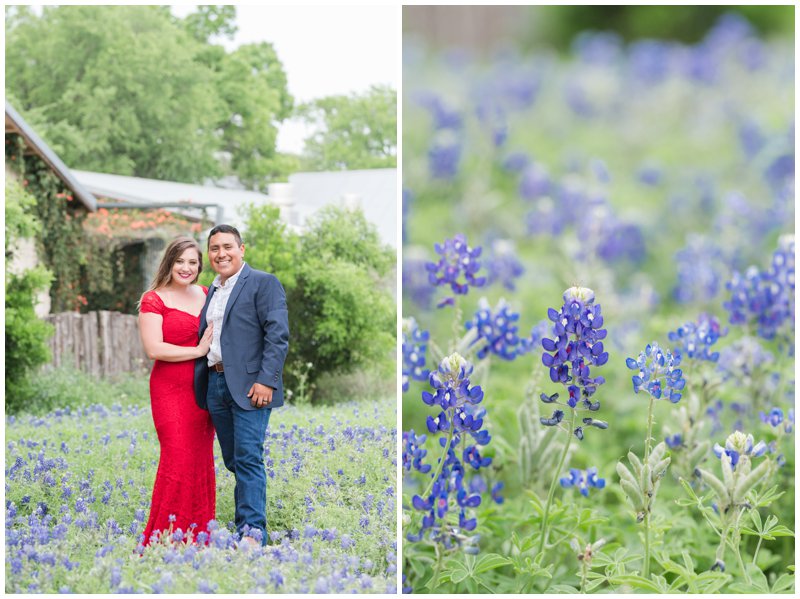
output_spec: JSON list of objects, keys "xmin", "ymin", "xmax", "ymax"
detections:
[{"xmin": 194, "ymin": 224, "xmax": 289, "ymax": 547}]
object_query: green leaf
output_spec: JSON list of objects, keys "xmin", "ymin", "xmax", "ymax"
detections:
[
  {"xmin": 767, "ymin": 525, "xmax": 795, "ymax": 538},
  {"xmin": 750, "ymin": 508, "xmax": 763, "ymax": 531},
  {"xmin": 550, "ymin": 584, "xmax": 580, "ymax": 593},
  {"xmin": 752, "ymin": 485, "xmax": 785, "ymax": 508},
  {"xmin": 474, "ymin": 553, "xmax": 512, "ymax": 574},
  {"xmin": 771, "ymin": 573, "xmax": 795, "ymax": 593},
  {"xmin": 608, "ymin": 574, "xmax": 663, "ymax": 592},
  {"xmin": 446, "ymin": 561, "xmax": 470, "ymax": 584}
]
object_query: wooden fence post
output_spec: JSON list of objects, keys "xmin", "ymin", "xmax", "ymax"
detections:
[{"xmin": 45, "ymin": 311, "xmax": 150, "ymax": 378}]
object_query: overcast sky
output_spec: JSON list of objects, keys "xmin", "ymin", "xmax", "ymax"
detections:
[{"xmin": 172, "ymin": 4, "xmax": 399, "ymax": 154}]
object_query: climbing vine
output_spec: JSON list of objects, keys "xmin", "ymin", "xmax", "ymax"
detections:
[{"xmin": 6, "ymin": 134, "xmax": 208, "ymax": 313}]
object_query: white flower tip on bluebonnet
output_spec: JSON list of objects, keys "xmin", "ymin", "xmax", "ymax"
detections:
[
  {"xmin": 563, "ymin": 286, "xmax": 596, "ymax": 305},
  {"xmin": 777, "ymin": 233, "xmax": 794, "ymax": 252},
  {"xmin": 492, "ymin": 239, "xmax": 516, "ymax": 255},
  {"xmin": 725, "ymin": 430, "xmax": 751, "ymax": 454},
  {"xmin": 402, "ymin": 317, "xmax": 416, "ymax": 334},
  {"xmin": 440, "ymin": 352, "xmax": 470, "ymax": 380}
]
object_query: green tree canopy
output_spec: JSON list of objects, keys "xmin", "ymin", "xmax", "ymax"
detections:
[
  {"xmin": 5, "ymin": 178, "xmax": 54, "ymax": 410},
  {"xmin": 242, "ymin": 203, "xmax": 395, "ymax": 397},
  {"xmin": 5, "ymin": 5, "xmax": 294, "ymax": 188},
  {"xmin": 298, "ymin": 85, "xmax": 397, "ymax": 171}
]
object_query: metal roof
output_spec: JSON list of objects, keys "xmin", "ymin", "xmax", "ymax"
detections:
[
  {"xmin": 5, "ymin": 102, "xmax": 97, "ymax": 211},
  {"xmin": 71, "ymin": 168, "xmax": 398, "ymax": 247},
  {"xmin": 71, "ymin": 169, "xmax": 270, "ymax": 227}
]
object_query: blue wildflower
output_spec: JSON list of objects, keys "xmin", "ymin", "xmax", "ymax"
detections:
[
  {"xmin": 665, "ymin": 433, "xmax": 683, "ymax": 449},
  {"xmin": 760, "ymin": 408, "xmax": 794, "ymax": 434},
  {"xmin": 408, "ymin": 353, "xmax": 491, "ymax": 552},
  {"xmin": 402, "ymin": 317, "xmax": 430, "ymax": 392},
  {"xmin": 486, "ymin": 239, "xmax": 525, "ymax": 291},
  {"xmin": 491, "ymin": 482, "xmax": 505, "ymax": 504},
  {"xmin": 519, "ymin": 162, "xmax": 551, "ymax": 200},
  {"xmin": 712, "ymin": 431, "xmax": 768, "ymax": 471},
  {"xmin": 668, "ymin": 313, "xmax": 727, "ymax": 362},
  {"xmin": 428, "ymin": 138, "xmax": 462, "ymax": 180},
  {"xmin": 540, "ymin": 286, "xmax": 609, "ymax": 419},
  {"xmin": 466, "ymin": 297, "xmax": 524, "ymax": 361},
  {"xmin": 626, "ymin": 342, "xmax": 685, "ymax": 403},
  {"xmin": 673, "ymin": 235, "xmax": 725, "ymax": 304},
  {"xmin": 426, "ymin": 234, "xmax": 486, "ymax": 307},
  {"xmin": 402, "ymin": 430, "xmax": 431, "ymax": 474},
  {"xmin": 559, "ymin": 467, "xmax": 606, "ymax": 497},
  {"xmin": 724, "ymin": 235, "xmax": 795, "ymax": 341}
]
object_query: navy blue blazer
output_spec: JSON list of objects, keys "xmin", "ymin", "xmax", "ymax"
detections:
[{"xmin": 194, "ymin": 263, "xmax": 289, "ymax": 411}]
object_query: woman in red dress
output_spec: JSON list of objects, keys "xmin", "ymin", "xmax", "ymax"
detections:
[{"xmin": 138, "ymin": 236, "xmax": 216, "ymax": 546}]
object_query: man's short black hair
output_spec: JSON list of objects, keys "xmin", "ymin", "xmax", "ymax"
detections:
[{"xmin": 208, "ymin": 224, "xmax": 243, "ymax": 247}]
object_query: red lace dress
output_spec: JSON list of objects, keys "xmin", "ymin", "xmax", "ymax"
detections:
[{"xmin": 139, "ymin": 289, "xmax": 215, "ymax": 545}]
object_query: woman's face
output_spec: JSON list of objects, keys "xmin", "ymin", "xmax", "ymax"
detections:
[{"xmin": 170, "ymin": 247, "xmax": 201, "ymax": 286}]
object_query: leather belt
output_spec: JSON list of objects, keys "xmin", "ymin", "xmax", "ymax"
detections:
[{"xmin": 209, "ymin": 362, "xmax": 224, "ymax": 372}]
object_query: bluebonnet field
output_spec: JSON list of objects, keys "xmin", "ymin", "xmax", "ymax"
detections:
[
  {"xmin": 402, "ymin": 13, "xmax": 794, "ymax": 594},
  {"xmin": 5, "ymin": 382, "xmax": 397, "ymax": 593}
]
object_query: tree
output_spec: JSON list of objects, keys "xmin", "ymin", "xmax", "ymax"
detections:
[
  {"xmin": 242, "ymin": 204, "xmax": 395, "ymax": 398},
  {"xmin": 181, "ymin": 5, "xmax": 237, "ymax": 43},
  {"xmin": 214, "ymin": 43, "xmax": 295, "ymax": 190},
  {"xmin": 5, "ymin": 179, "xmax": 54, "ymax": 412},
  {"xmin": 5, "ymin": 6, "xmax": 225, "ymax": 182},
  {"xmin": 5, "ymin": 5, "xmax": 294, "ymax": 186},
  {"xmin": 298, "ymin": 85, "xmax": 397, "ymax": 171}
]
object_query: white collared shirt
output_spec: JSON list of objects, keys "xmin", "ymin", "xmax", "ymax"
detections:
[{"xmin": 206, "ymin": 262, "xmax": 246, "ymax": 366}]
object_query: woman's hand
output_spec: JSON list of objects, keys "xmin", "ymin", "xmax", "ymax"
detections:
[{"xmin": 197, "ymin": 322, "xmax": 214, "ymax": 357}]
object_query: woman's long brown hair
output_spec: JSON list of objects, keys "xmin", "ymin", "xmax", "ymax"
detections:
[{"xmin": 138, "ymin": 237, "xmax": 203, "ymax": 308}]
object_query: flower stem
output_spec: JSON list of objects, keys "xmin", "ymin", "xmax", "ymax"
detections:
[
  {"xmin": 422, "ymin": 419, "xmax": 456, "ymax": 500},
  {"xmin": 580, "ymin": 558, "xmax": 588, "ymax": 594},
  {"xmin": 732, "ymin": 508, "xmax": 752, "ymax": 585},
  {"xmin": 642, "ymin": 395, "xmax": 655, "ymax": 579},
  {"xmin": 538, "ymin": 409, "xmax": 575, "ymax": 556},
  {"xmin": 450, "ymin": 300, "xmax": 463, "ymax": 354}
]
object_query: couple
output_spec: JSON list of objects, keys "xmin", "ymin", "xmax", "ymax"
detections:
[{"xmin": 137, "ymin": 224, "xmax": 289, "ymax": 548}]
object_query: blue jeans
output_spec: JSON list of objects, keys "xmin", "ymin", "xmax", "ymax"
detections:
[{"xmin": 207, "ymin": 370, "xmax": 271, "ymax": 545}]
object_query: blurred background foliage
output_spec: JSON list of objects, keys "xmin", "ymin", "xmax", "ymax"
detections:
[{"xmin": 404, "ymin": 6, "xmax": 794, "ymax": 54}]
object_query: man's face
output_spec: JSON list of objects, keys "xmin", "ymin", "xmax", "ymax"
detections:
[{"xmin": 208, "ymin": 232, "xmax": 245, "ymax": 282}]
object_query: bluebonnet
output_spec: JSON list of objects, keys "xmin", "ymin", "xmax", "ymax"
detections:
[
  {"xmin": 466, "ymin": 298, "xmax": 523, "ymax": 361},
  {"xmin": 428, "ymin": 140, "xmax": 462, "ymax": 180},
  {"xmin": 712, "ymin": 431, "xmax": 767, "ymax": 471},
  {"xmin": 540, "ymin": 287, "xmax": 609, "ymax": 419},
  {"xmin": 665, "ymin": 433, "xmax": 683, "ymax": 449},
  {"xmin": 626, "ymin": 342, "xmax": 685, "ymax": 403},
  {"xmin": 402, "ymin": 430, "xmax": 431, "ymax": 475},
  {"xmin": 717, "ymin": 337, "xmax": 774, "ymax": 382},
  {"xmin": 422, "ymin": 353, "xmax": 488, "ymax": 444},
  {"xmin": 668, "ymin": 313, "xmax": 727, "ymax": 362},
  {"xmin": 673, "ymin": 235, "xmax": 725, "ymax": 304},
  {"xmin": 526, "ymin": 196, "xmax": 564, "ymax": 237},
  {"xmin": 408, "ymin": 353, "xmax": 491, "ymax": 552},
  {"xmin": 474, "ymin": 96, "xmax": 507, "ymax": 147},
  {"xmin": 518, "ymin": 320, "xmax": 550, "ymax": 356},
  {"xmin": 759, "ymin": 408, "xmax": 794, "ymax": 434},
  {"xmin": 559, "ymin": 467, "xmax": 606, "ymax": 497},
  {"xmin": 426, "ymin": 234, "xmax": 486, "ymax": 308},
  {"xmin": 724, "ymin": 235, "xmax": 795, "ymax": 341},
  {"xmin": 637, "ymin": 163, "xmax": 662, "ymax": 186},
  {"xmin": 414, "ymin": 91, "xmax": 463, "ymax": 131},
  {"xmin": 485, "ymin": 239, "xmax": 525, "ymax": 291},
  {"xmin": 502, "ymin": 151, "xmax": 530, "ymax": 173},
  {"xmin": 519, "ymin": 163, "xmax": 551, "ymax": 201},
  {"xmin": 588, "ymin": 216, "xmax": 646, "ymax": 265},
  {"xmin": 403, "ymin": 255, "xmax": 437, "ymax": 309},
  {"xmin": 402, "ymin": 318, "xmax": 430, "ymax": 393}
]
